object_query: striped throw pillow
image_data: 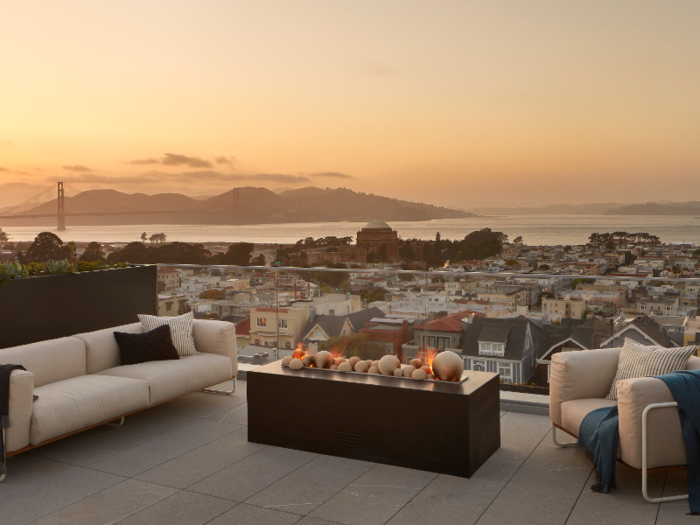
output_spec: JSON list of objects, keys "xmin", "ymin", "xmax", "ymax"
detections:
[
  {"xmin": 138, "ymin": 312, "xmax": 198, "ymax": 357},
  {"xmin": 606, "ymin": 338, "xmax": 698, "ymax": 400}
]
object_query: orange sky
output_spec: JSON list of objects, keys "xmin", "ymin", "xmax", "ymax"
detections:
[{"xmin": 1, "ymin": 1, "xmax": 699, "ymax": 210}]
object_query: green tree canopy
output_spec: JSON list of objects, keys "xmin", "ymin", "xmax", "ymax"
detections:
[
  {"xmin": 80, "ymin": 242, "xmax": 105, "ymax": 262},
  {"xmin": 219, "ymin": 243, "xmax": 255, "ymax": 265},
  {"xmin": 199, "ymin": 289, "xmax": 225, "ymax": 300},
  {"xmin": 22, "ymin": 232, "xmax": 71, "ymax": 263}
]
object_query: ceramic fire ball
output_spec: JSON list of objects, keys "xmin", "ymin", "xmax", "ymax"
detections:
[
  {"xmin": 348, "ymin": 356, "xmax": 360, "ymax": 367},
  {"xmin": 302, "ymin": 355, "xmax": 315, "ymax": 367},
  {"xmin": 431, "ymin": 351, "xmax": 464, "ymax": 382},
  {"xmin": 338, "ymin": 361, "xmax": 353, "ymax": 372},
  {"xmin": 402, "ymin": 365, "xmax": 416, "ymax": 378},
  {"xmin": 330, "ymin": 364, "xmax": 339, "ymax": 370},
  {"xmin": 393, "ymin": 368, "xmax": 403, "ymax": 377},
  {"xmin": 411, "ymin": 368, "xmax": 428, "ymax": 381},
  {"xmin": 378, "ymin": 355, "xmax": 401, "ymax": 375},
  {"xmin": 421, "ymin": 366, "xmax": 432, "ymax": 375},
  {"xmin": 314, "ymin": 351, "xmax": 333, "ymax": 369},
  {"xmin": 354, "ymin": 361, "xmax": 369, "ymax": 373},
  {"xmin": 289, "ymin": 359, "xmax": 304, "ymax": 370},
  {"xmin": 281, "ymin": 356, "xmax": 293, "ymax": 366},
  {"xmin": 368, "ymin": 365, "xmax": 381, "ymax": 375},
  {"xmin": 409, "ymin": 358, "xmax": 423, "ymax": 370}
]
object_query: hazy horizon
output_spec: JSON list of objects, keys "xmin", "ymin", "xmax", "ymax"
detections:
[{"xmin": 2, "ymin": 1, "xmax": 700, "ymax": 210}]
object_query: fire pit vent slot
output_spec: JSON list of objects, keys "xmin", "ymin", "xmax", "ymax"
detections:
[{"xmin": 335, "ymin": 431, "xmax": 365, "ymax": 448}]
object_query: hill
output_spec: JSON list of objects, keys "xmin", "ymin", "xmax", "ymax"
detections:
[
  {"xmin": 604, "ymin": 201, "xmax": 700, "ymax": 216},
  {"xmin": 1, "ymin": 186, "xmax": 476, "ymax": 227},
  {"xmin": 470, "ymin": 203, "xmax": 623, "ymax": 215}
]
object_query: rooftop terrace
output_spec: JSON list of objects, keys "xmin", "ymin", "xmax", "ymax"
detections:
[{"xmin": 1, "ymin": 377, "xmax": 692, "ymax": 525}]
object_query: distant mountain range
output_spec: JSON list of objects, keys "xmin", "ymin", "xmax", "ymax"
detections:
[
  {"xmin": 2, "ymin": 186, "xmax": 476, "ymax": 227},
  {"xmin": 603, "ymin": 201, "xmax": 700, "ymax": 216}
]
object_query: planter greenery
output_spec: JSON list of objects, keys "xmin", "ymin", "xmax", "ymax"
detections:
[{"xmin": 0, "ymin": 258, "xmax": 127, "ymax": 287}]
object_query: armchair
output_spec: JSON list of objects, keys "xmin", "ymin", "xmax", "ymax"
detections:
[{"xmin": 549, "ymin": 347, "xmax": 700, "ymax": 503}]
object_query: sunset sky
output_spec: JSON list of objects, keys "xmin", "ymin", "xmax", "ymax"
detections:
[{"xmin": 1, "ymin": 1, "xmax": 699, "ymax": 210}]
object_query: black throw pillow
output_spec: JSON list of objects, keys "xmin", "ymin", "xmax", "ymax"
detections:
[{"xmin": 114, "ymin": 324, "xmax": 180, "ymax": 366}]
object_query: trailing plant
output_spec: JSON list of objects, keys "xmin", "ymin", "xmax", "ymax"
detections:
[{"xmin": 0, "ymin": 259, "xmax": 128, "ymax": 286}]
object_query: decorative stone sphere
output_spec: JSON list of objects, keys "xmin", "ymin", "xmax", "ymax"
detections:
[
  {"xmin": 410, "ymin": 359, "xmax": 423, "ymax": 370},
  {"xmin": 333, "ymin": 357, "xmax": 344, "ymax": 365},
  {"xmin": 378, "ymin": 355, "xmax": 401, "ymax": 375},
  {"xmin": 411, "ymin": 368, "xmax": 428, "ymax": 381},
  {"xmin": 403, "ymin": 365, "xmax": 416, "ymax": 378},
  {"xmin": 314, "ymin": 351, "xmax": 333, "ymax": 369},
  {"xmin": 302, "ymin": 355, "xmax": 315, "ymax": 367},
  {"xmin": 330, "ymin": 364, "xmax": 339, "ymax": 370},
  {"xmin": 368, "ymin": 365, "xmax": 381, "ymax": 375},
  {"xmin": 354, "ymin": 361, "xmax": 368, "ymax": 373},
  {"xmin": 348, "ymin": 356, "xmax": 360, "ymax": 367},
  {"xmin": 421, "ymin": 366, "xmax": 432, "ymax": 375},
  {"xmin": 289, "ymin": 359, "xmax": 304, "ymax": 370},
  {"xmin": 338, "ymin": 361, "xmax": 353, "ymax": 372},
  {"xmin": 365, "ymin": 360, "xmax": 373, "ymax": 369},
  {"xmin": 431, "ymin": 351, "xmax": 464, "ymax": 382},
  {"xmin": 281, "ymin": 356, "xmax": 293, "ymax": 366},
  {"xmin": 393, "ymin": 368, "xmax": 403, "ymax": 377}
]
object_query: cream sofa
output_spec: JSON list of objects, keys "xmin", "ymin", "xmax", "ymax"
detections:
[
  {"xmin": 550, "ymin": 347, "xmax": 700, "ymax": 501},
  {"xmin": 1, "ymin": 319, "xmax": 237, "ymax": 466}
]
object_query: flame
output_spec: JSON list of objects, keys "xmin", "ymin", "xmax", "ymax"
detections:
[
  {"xmin": 292, "ymin": 342, "xmax": 308, "ymax": 360},
  {"xmin": 329, "ymin": 341, "xmax": 347, "ymax": 359},
  {"xmin": 418, "ymin": 347, "xmax": 439, "ymax": 379}
]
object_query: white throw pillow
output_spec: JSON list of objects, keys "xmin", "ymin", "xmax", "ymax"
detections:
[
  {"xmin": 606, "ymin": 338, "xmax": 698, "ymax": 400},
  {"xmin": 138, "ymin": 312, "xmax": 198, "ymax": 357}
]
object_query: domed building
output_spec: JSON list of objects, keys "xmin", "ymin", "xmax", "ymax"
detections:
[{"xmin": 355, "ymin": 220, "xmax": 400, "ymax": 263}]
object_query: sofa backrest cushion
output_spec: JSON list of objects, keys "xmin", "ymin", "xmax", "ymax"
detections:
[
  {"xmin": 687, "ymin": 356, "xmax": 700, "ymax": 370},
  {"xmin": 74, "ymin": 322, "xmax": 144, "ymax": 374},
  {"xmin": 0, "ymin": 337, "xmax": 87, "ymax": 387}
]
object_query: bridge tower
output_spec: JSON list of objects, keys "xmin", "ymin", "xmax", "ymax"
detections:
[{"xmin": 57, "ymin": 181, "xmax": 66, "ymax": 231}]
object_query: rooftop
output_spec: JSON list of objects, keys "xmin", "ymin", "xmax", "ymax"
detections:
[{"xmin": 2, "ymin": 377, "xmax": 689, "ymax": 525}]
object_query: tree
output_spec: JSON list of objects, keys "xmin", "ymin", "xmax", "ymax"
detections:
[
  {"xmin": 319, "ymin": 333, "xmax": 384, "ymax": 360},
  {"xmin": 251, "ymin": 254, "xmax": 267, "ymax": 266},
  {"xmin": 23, "ymin": 232, "xmax": 71, "ymax": 263},
  {"xmin": 0, "ymin": 231, "xmax": 9, "ymax": 246},
  {"xmin": 141, "ymin": 232, "xmax": 147, "ymax": 243},
  {"xmin": 513, "ymin": 236, "xmax": 523, "ymax": 245},
  {"xmin": 80, "ymin": 242, "xmax": 105, "ymax": 262},
  {"xmin": 505, "ymin": 259, "xmax": 518, "ymax": 266},
  {"xmin": 564, "ymin": 246, "xmax": 572, "ymax": 253},
  {"xmin": 219, "ymin": 243, "xmax": 255, "ymax": 265},
  {"xmin": 199, "ymin": 289, "xmax": 225, "ymax": 301},
  {"xmin": 539, "ymin": 264, "xmax": 550, "ymax": 270}
]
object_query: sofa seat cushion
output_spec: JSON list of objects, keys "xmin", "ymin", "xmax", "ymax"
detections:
[
  {"xmin": 95, "ymin": 353, "xmax": 233, "ymax": 405},
  {"xmin": 561, "ymin": 398, "xmax": 618, "ymax": 437},
  {"xmin": 31, "ymin": 375, "xmax": 150, "ymax": 445}
]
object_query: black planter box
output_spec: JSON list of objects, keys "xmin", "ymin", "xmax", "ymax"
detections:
[
  {"xmin": 248, "ymin": 361, "xmax": 501, "ymax": 478},
  {"xmin": 0, "ymin": 265, "xmax": 157, "ymax": 349}
]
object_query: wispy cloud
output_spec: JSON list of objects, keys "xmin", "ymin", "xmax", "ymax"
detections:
[
  {"xmin": 310, "ymin": 171, "xmax": 354, "ymax": 179},
  {"xmin": 62, "ymin": 165, "xmax": 92, "ymax": 172},
  {"xmin": 0, "ymin": 181, "xmax": 47, "ymax": 191},
  {"xmin": 127, "ymin": 158, "xmax": 159, "ymax": 165},
  {"xmin": 0, "ymin": 167, "xmax": 9, "ymax": 172},
  {"xmin": 215, "ymin": 156, "xmax": 236, "ymax": 166},
  {"xmin": 55, "ymin": 170, "xmax": 311, "ymax": 186},
  {"xmin": 161, "ymin": 153, "xmax": 213, "ymax": 168},
  {"xmin": 365, "ymin": 60, "xmax": 395, "ymax": 77}
]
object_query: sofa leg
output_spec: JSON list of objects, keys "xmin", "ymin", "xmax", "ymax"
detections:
[
  {"xmin": 1, "ymin": 428, "xmax": 6, "ymax": 483},
  {"xmin": 552, "ymin": 423, "xmax": 579, "ymax": 448},
  {"xmin": 105, "ymin": 417, "xmax": 125, "ymax": 427},
  {"xmin": 641, "ymin": 402, "xmax": 688, "ymax": 503},
  {"xmin": 202, "ymin": 378, "xmax": 236, "ymax": 396}
]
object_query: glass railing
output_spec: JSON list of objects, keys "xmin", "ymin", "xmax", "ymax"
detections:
[{"xmin": 151, "ymin": 263, "xmax": 700, "ymax": 393}]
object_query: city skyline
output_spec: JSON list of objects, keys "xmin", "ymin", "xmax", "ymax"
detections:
[{"xmin": 2, "ymin": 1, "xmax": 700, "ymax": 210}]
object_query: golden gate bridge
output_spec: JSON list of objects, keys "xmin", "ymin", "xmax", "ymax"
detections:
[{"xmin": 0, "ymin": 182, "xmax": 240, "ymax": 231}]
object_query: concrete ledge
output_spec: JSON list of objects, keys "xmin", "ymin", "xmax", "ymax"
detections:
[
  {"xmin": 500, "ymin": 391, "xmax": 549, "ymax": 416},
  {"xmin": 237, "ymin": 363, "xmax": 261, "ymax": 381}
]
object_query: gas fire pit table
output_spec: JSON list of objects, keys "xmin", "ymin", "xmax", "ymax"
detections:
[{"xmin": 247, "ymin": 360, "xmax": 500, "ymax": 477}]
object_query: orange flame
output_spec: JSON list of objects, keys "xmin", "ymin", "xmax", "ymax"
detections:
[
  {"xmin": 420, "ymin": 347, "xmax": 438, "ymax": 370},
  {"xmin": 292, "ymin": 342, "xmax": 308, "ymax": 360},
  {"xmin": 329, "ymin": 341, "xmax": 347, "ymax": 359}
]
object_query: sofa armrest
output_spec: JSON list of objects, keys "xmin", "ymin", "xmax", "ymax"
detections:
[
  {"xmin": 617, "ymin": 377, "xmax": 685, "ymax": 470},
  {"xmin": 549, "ymin": 348, "xmax": 621, "ymax": 427},
  {"xmin": 5, "ymin": 370, "xmax": 34, "ymax": 454},
  {"xmin": 192, "ymin": 320, "xmax": 238, "ymax": 377}
]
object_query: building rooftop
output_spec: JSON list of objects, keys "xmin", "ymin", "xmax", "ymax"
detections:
[{"xmin": 2, "ymin": 377, "xmax": 688, "ymax": 525}]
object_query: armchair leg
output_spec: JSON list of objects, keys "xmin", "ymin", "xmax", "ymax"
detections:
[
  {"xmin": 105, "ymin": 417, "xmax": 125, "ymax": 428},
  {"xmin": 1, "ymin": 428, "xmax": 6, "ymax": 483},
  {"xmin": 202, "ymin": 378, "xmax": 236, "ymax": 396},
  {"xmin": 552, "ymin": 423, "xmax": 579, "ymax": 448},
  {"xmin": 642, "ymin": 402, "xmax": 688, "ymax": 503}
]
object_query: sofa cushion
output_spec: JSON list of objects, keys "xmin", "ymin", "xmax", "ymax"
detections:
[
  {"xmin": 561, "ymin": 398, "xmax": 618, "ymax": 437},
  {"xmin": 96, "ymin": 353, "xmax": 233, "ymax": 405},
  {"xmin": 30, "ymin": 375, "xmax": 150, "ymax": 445},
  {"xmin": 0, "ymin": 337, "xmax": 86, "ymax": 388},
  {"xmin": 74, "ymin": 322, "xmax": 144, "ymax": 374},
  {"xmin": 606, "ymin": 339, "xmax": 698, "ymax": 400},
  {"xmin": 139, "ymin": 312, "xmax": 197, "ymax": 357},
  {"xmin": 193, "ymin": 319, "xmax": 237, "ymax": 368},
  {"xmin": 114, "ymin": 324, "xmax": 180, "ymax": 365}
]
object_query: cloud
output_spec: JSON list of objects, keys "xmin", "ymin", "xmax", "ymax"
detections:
[
  {"xmin": 0, "ymin": 181, "xmax": 44, "ymax": 190},
  {"xmin": 180, "ymin": 171, "xmax": 310, "ymax": 184},
  {"xmin": 127, "ymin": 158, "xmax": 159, "ymax": 165},
  {"xmin": 62, "ymin": 164, "xmax": 92, "ymax": 172},
  {"xmin": 0, "ymin": 167, "xmax": 9, "ymax": 172},
  {"xmin": 215, "ymin": 156, "xmax": 236, "ymax": 166},
  {"xmin": 310, "ymin": 171, "xmax": 354, "ymax": 179},
  {"xmin": 53, "ymin": 174, "xmax": 160, "ymax": 185},
  {"xmin": 365, "ymin": 60, "xmax": 395, "ymax": 77},
  {"xmin": 161, "ymin": 153, "xmax": 213, "ymax": 168}
]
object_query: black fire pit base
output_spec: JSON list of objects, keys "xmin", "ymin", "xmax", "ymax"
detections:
[{"xmin": 247, "ymin": 361, "xmax": 500, "ymax": 478}]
